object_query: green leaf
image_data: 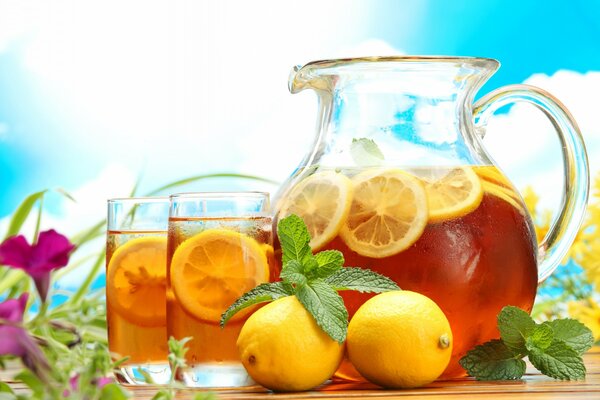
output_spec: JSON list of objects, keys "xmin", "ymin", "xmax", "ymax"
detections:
[
  {"xmin": 145, "ymin": 173, "xmax": 278, "ymax": 197},
  {"xmin": 280, "ymin": 260, "xmax": 307, "ymax": 287},
  {"xmin": 542, "ymin": 319, "xmax": 594, "ymax": 355},
  {"xmin": 4, "ymin": 190, "xmax": 47, "ymax": 239},
  {"xmin": 526, "ymin": 323, "xmax": 554, "ymax": 352},
  {"xmin": 0, "ymin": 394, "xmax": 17, "ymax": 400},
  {"xmin": 296, "ymin": 280, "xmax": 348, "ymax": 343},
  {"xmin": 459, "ymin": 339, "xmax": 526, "ymax": 380},
  {"xmin": 0, "ymin": 383, "xmax": 14, "ymax": 394},
  {"xmin": 99, "ymin": 383, "xmax": 131, "ymax": 400},
  {"xmin": 220, "ymin": 282, "xmax": 292, "ymax": 327},
  {"xmin": 277, "ymin": 214, "xmax": 313, "ymax": 265},
  {"xmin": 497, "ymin": 306, "xmax": 536, "ymax": 354},
  {"xmin": 13, "ymin": 370, "xmax": 44, "ymax": 398},
  {"xmin": 151, "ymin": 390, "xmax": 171, "ymax": 400},
  {"xmin": 528, "ymin": 340, "xmax": 586, "ymax": 380},
  {"xmin": 192, "ymin": 393, "xmax": 219, "ymax": 400},
  {"xmin": 324, "ymin": 267, "xmax": 400, "ymax": 293},
  {"xmin": 311, "ymin": 250, "xmax": 344, "ymax": 279},
  {"xmin": 350, "ymin": 138, "xmax": 384, "ymax": 166}
]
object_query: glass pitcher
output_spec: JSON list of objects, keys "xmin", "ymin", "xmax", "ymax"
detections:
[{"xmin": 273, "ymin": 56, "xmax": 589, "ymax": 379}]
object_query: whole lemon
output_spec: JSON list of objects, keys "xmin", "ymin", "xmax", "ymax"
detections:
[
  {"xmin": 347, "ymin": 291, "xmax": 452, "ymax": 389},
  {"xmin": 237, "ymin": 295, "xmax": 344, "ymax": 392}
]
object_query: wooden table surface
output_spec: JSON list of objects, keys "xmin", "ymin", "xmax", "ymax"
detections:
[{"xmin": 3, "ymin": 347, "xmax": 600, "ymax": 399}]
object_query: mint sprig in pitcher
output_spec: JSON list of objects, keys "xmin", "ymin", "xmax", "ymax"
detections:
[{"xmin": 273, "ymin": 57, "xmax": 589, "ymax": 379}]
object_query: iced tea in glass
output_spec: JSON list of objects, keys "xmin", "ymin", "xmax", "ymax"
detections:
[
  {"xmin": 106, "ymin": 197, "xmax": 170, "ymax": 384},
  {"xmin": 167, "ymin": 192, "xmax": 276, "ymax": 387}
]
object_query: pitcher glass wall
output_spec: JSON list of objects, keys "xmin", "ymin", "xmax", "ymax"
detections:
[{"xmin": 273, "ymin": 57, "xmax": 589, "ymax": 379}]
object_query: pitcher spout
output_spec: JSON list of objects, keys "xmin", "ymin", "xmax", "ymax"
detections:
[{"xmin": 288, "ymin": 56, "xmax": 500, "ymax": 98}]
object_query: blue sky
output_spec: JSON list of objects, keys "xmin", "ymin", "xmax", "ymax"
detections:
[{"xmin": 0, "ymin": 0, "xmax": 599, "ymax": 226}]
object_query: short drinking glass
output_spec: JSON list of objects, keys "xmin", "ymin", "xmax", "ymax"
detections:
[
  {"xmin": 167, "ymin": 192, "xmax": 275, "ymax": 388},
  {"xmin": 106, "ymin": 197, "xmax": 170, "ymax": 385}
]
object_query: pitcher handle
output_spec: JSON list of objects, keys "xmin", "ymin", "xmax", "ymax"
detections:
[{"xmin": 473, "ymin": 84, "xmax": 589, "ymax": 283}]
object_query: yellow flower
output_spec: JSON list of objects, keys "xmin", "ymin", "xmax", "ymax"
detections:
[
  {"xmin": 522, "ymin": 186, "xmax": 540, "ymax": 220},
  {"xmin": 578, "ymin": 238, "xmax": 600, "ymax": 288},
  {"xmin": 568, "ymin": 298, "xmax": 600, "ymax": 342}
]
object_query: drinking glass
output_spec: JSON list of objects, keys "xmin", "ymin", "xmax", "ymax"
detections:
[
  {"xmin": 106, "ymin": 197, "xmax": 170, "ymax": 385},
  {"xmin": 167, "ymin": 192, "xmax": 275, "ymax": 388}
]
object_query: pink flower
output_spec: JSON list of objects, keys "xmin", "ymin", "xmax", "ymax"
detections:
[
  {"xmin": 0, "ymin": 294, "xmax": 50, "ymax": 380},
  {"xmin": 64, "ymin": 373, "xmax": 113, "ymax": 396},
  {"xmin": 0, "ymin": 230, "xmax": 75, "ymax": 301}
]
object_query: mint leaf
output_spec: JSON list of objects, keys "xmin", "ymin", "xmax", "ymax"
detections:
[
  {"xmin": 526, "ymin": 323, "xmax": 554, "ymax": 352},
  {"xmin": 497, "ymin": 306, "xmax": 536, "ymax": 354},
  {"xmin": 220, "ymin": 282, "xmax": 292, "ymax": 327},
  {"xmin": 350, "ymin": 138, "xmax": 384, "ymax": 166},
  {"xmin": 528, "ymin": 340, "xmax": 586, "ymax": 380},
  {"xmin": 296, "ymin": 280, "xmax": 348, "ymax": 343},
  {"xmin": 311, "ymin": 250, "xmax": 344, "ymax": 279},
  {"xmin": 459, "ymin": 339, "xmax": 526, "ymax": 380},
  {"xmin": 280, "ymin": 260, "xmax": 307, "ymax": 287},
  {"xmin": 325, "ymin": 267, "xmax": 400, "ymax": 292},
  {"xmin": 542, "ymin": 319, "xmax": 594, "ymax": 355},
  {"xmin": 302, "ymin": 256, "xmax": 319, "ymax": 276},
  {"xmin": 277, "ymin": 214, "xmax": 313, "ymax": 265}
]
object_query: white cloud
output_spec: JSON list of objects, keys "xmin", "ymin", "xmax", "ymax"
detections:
[{"xmin": 481, "ymin": 70, "xmax": 600, "ymax": 212}]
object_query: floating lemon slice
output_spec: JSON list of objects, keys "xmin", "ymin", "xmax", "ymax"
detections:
[
  {"xmin": 278, "ymin": 171, "xmax": 353, "ymax": 250},
  {"xmin": 474, "ymin": 166, "xmax": 526, "ymax": 215},
  {"xmin": 170, "ymin": 229, "xmax": 270, "ymax": 323},
  {"xmin": 421, "ymin": 167, "xmax": 483, "ymax": 223},
  {"xmin": 339, "ymin": 169, "xmax": 428, "ymax": 258},
  {"xmin": 107, "ymin": 236, "xmax": 167, "ymax": 327}
]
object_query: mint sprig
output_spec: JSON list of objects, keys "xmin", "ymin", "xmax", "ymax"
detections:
[
  {"xmin": 220, "ymin": 214, "xmax": 400, "ymax": 343},
  {"xmin": 350, "ymin": 138, "xmax": 384, "ymax": 166},
  {"xmin": 460, "ymin": 306, "xmax": 593, "ymax": 381}
]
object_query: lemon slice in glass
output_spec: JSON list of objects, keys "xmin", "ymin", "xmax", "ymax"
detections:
[
  {"xmin": 169, "ymin": 229, "xmax": 270, "ymax": 323},
  {"xmin": 107, "ymin": 236, "xmax": 167, "ymax": 327}
]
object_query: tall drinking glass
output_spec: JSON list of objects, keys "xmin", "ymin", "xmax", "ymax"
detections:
[
  {"xmin": 167, "ymin": 192, "xmax": 276, "ymax": 388},
  {"xmin": 106, "ymin": 197, "xmax": 170, "ymax": 385}
]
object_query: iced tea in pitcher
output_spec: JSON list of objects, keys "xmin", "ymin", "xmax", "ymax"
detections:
[
  {"xmin": 275, "ymin": 165, "xmax": 538, "ymax": 378},
  {"xmin": 277, "ymin": 56, "xmax": 589, "ymax": 379}
]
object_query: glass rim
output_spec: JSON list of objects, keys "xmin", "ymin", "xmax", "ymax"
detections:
[
  {"xmin": 107, "ymin": 196, "xmax": 170, "ymax": 204},
  {"xmin": 169, "ymin": 191, "xmax": 270, "ymax": 200},
  {"xmin": 298, "ymin": 55, "xmax": 499, "ymax": 69}
]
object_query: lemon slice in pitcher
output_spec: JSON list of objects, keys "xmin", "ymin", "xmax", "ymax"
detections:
[
  {"xmin": 169, "ymin": 229, "xmax": 270, "ymax": 323},
  {"xmin": 278, "ymin": 171, "xmax": 353, "ymax": 250},
  {"xmin": 339, "ymin": 169, "xmax": 428, "ymax": 258},
  {"xmin": 421, "ymin": 167, "xmax": 483, "ymax": 223}
]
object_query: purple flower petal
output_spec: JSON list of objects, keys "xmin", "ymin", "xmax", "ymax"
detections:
[
  {"xmin": 0, "ymin": 235, "xmax": 32, "ymax": 271},
  {"xmin": 0, "ymin": 293, "xmax": 28, "ymax": 322},
  {"xmin": 0, "ymin": 294, "xmax": 50, "ymax": 383},
  {"xmin": 0, "ymin": 325, "xmax": 27, "ymax": 356},
  {"xmin": 96, "ymin": 376, "xmax": 113, "ymax": 388},
  {"xmin": 0, "ymin": 230, "xmax": 75, "ymax": 300},
  {"xmin": 29, "ymin": 230, "xmax": 75, "ymax": 277},
  {"xmin": 69, "ymin": 374, "xmax": 79, "ymax": 391}
]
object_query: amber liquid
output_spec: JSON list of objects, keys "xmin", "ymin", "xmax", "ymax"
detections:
[
  {"xmin": 166, "ymin": 217, "xmax": 278, "ymax": 370},
  {"xmin": 275, "ymin": 166, "xmax": 538, "ymax": 380},
  {"xmin": 106, "ymin": 231, "xmax": 168, "ymax": 364}
]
